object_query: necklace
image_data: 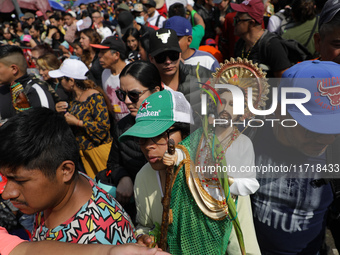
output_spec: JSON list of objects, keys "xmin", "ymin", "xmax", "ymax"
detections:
[
  {"xmin": 241, "ymin": 32, "xmax": 263, "ymax": 59},
  {"xmin": 194, "ymin": 127, "xmax": 239, "ymax": 195},
  {"xmin": 75, "ymin": 90, "xmax": 85, "ymax": 101},
  {"xmin": 196, "ymin": 126, "xmax": 239, "ymax": 166}
]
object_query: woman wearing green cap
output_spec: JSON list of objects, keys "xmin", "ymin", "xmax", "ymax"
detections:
[{"xmin": 97, "ymin": 60, "xmax": 162, "ymax": 223}]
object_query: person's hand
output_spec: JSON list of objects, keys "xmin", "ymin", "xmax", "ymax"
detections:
[
  {"xmin": 109, "ymin": 243, "xmax": 168, "ymax": 255},
  {"xmin": 137, "ymin": 234, "xmax": 157, "ymax": 248},
  {"xmin": 48, "ymin": 28, "xmax": 58, "ymax": 38},
  {"xmin": 215, "ymin": 26, "xmax": 222, "ymax": 35},
  {"xmin": 64, "ymin": 112, "xmax": 79, "ymax": 126},
  {"xmin": 63, "ymin": 52, "xmax": 71, "ymax": 59},
  {"xmin": 186, "ymin": 4, "xmax": 193, "ymax": 12},
  {"xmin": 56, "ymin": 101, "xmax": 68, "ymax": 113},
  {"xmin": 163, "ymin": 151, "xmax": 178, "ymax": 167},
  {"xmin": 116, "ymin": 176, "xmax": 134, "ymax": 205}
]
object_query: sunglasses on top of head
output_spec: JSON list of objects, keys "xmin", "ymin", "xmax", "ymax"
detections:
[
  {"xmin": 116, "ymin": 89, "xmax": 149, "ymax": 103},
  {"xmin": 154, "ymin": 51, "xmax": 180, "ymax": 64}
]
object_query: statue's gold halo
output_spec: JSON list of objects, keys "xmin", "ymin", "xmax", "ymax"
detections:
[{"xmin": 211, "ymin": 57, "xmax": 270, "ymax": 120}]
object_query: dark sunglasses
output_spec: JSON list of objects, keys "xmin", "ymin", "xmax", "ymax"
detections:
[
  {"xmin": 233, "ymin": 16, "xmax": 253, "ymax": 26},
  {"xmin": 138, "ymin": 127, "xmax": 181, "ymax": 146},
  {"xmin": 116, "ymin": 89, "xmax": 149, "ymax": 103},
  {"xmin": 154, "ymin": 51, "xmax": 180, "ymax": 64}
]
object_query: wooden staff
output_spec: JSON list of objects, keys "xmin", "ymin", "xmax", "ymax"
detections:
[{"xmin": 158, "ymin": 138, "xmax": 176, "ymax": 251}]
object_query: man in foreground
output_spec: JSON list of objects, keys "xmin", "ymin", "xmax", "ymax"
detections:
[
  {"xmin": 0, "ymin": 108, "xmax": 135, "ymax": 244},
  {"xmin": 251, "ymin": 60, "xmax": 340, "ymax": 254}
]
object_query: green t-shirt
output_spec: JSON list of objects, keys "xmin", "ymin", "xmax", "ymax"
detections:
[
  {"xmin": 190, "ymin": 24, "xmax": 205, "ymax": 49},
  {"xmin": 282, "ymin": 17, "xmax": 318, "ymax": 55}
]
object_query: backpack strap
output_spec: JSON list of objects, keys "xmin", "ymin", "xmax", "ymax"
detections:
[
  {"xmin": 257, "ymin": 30, "xmax": 278, "ymax": 70},
  {"xmin": 155, "ymin": 15, "xmax": 161, "ymax": 27},
  {"xmin": 304, "ymin": 15, "xmax": 319, "ymax": 48}
]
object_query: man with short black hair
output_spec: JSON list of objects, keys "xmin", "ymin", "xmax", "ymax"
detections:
[
  {"xmin": 313, "ymin": 1, "xmax": 340, "ymax": 250},
  {"xmin": 0, "ymin": 107, "xmax": 136, "ymax": 244},
  {"xmin": 168, "ymin": 3, "xmax": 206, "ymax": 49},
  {"xmin": 63, "ymin": 12, "xmax": 77, "ymax": 43},
  {"xmin": 49, "ymin": 14, "xmax": 66, "ymax": 35},
  {"xmin": 91, "ymin": 10, "xmax": 113, "ymax": 39},
  {"xmin": 91, "ymin": 35, "xmax": 129, "ymax": 121},
  {"xmin": 251, "ymin": 60, "xmax": 340, "ymax": 254},
  {"xmin": 0, "ymin": 45, "xmax": 54, "ymax": 120},
  {"xmin": 148, "ymin": 28, "xmax": 212, "ymax": 123},
  {"xmin": 164, "ymin": 16, "xmax": 219, "ymax": 71},
  {"xmin": 143, "ymin": 0, "xmax": 166, "ymax": 28},
  {"xmin": 314, "ymin": 0, "xmax": 340, "ymax": 64}
]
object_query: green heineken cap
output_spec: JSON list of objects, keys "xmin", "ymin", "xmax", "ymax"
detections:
[{"xmin": 119, "ymin": 90, "xmax": 193, "ymax": 141}]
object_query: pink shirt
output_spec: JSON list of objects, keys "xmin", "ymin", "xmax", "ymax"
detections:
[{"xmin": 0, "ymin": 226, "xmax": 27, "ymax": 255}]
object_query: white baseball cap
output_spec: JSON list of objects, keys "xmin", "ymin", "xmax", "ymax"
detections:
[{"xmin": 49, "ymin": 59, "xmax": 89, "ymax": 80}]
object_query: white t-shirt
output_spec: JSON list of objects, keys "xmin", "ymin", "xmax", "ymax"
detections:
[
  {"xmin": 101, "ymin": 69, "xmax": 129, "ymax": 121},
  {"xmin": 184, "ymin": 49, "xmax": 220, "ymax": 72},
  {"xmin": 147, "ymin": 10, "xmax": 166, "ymax": 28}
]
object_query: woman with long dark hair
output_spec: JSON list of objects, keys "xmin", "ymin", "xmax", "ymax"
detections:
[
  {"xmin": 122, "ymin": 28, "xmax": 140, "ymax": 59},
  {"xmin": 97, "ymin": 60, "xmax": 162, "ymax": 223},
  {"xmin": 51, "ymin": 59, "xmax": 113, "ymax": 179},
  {"xmin": 79, "ymin": 28, "xmax": 104, "ymax": 86}
]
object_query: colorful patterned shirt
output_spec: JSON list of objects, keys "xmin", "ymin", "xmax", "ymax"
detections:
[
  {"xmin": 33, "ymin": 173, "xmax": 136, "ymax": 244},
  {"xmin": 68, "ymin": 93, "xmax": 112, "ymax": 151}
]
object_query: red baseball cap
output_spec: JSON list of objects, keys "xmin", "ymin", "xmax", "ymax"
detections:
[{"xmin": 230, "ymin": 0, "xmax": 264, "ymax": 24}]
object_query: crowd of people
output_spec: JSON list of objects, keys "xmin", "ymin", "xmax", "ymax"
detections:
[{"xmin": 0, "ymin": 0, "xmax": 340, "ymax": 254}]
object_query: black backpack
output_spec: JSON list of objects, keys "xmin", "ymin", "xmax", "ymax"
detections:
[{"xmin": 258, "ymin": 30, "xmax": 313, "ymax": 71}]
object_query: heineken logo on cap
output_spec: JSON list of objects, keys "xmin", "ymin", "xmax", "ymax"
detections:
[
  {"xmin": 137, "ymin": 110, "xmax": 161, "ymax": 117},
  {"xmin": 137, "ymin": 99, "xmax": 161, "ymax": 118},
  {"xmin": 141, "ymin": 100, "xmax": 150, "ymax": 110}
]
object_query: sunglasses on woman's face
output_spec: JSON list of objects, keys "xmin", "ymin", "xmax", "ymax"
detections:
[
  {"xmin": 115, "ymin": 89, "xmax": 149, "ymax": 103},
  {"xmin": 154, "ymin": 51, "xmax": 180, "ymax": 64}
]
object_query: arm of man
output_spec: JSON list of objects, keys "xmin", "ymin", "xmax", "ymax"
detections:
[
  {"xmin": 11, "ymin": 240, "xmax": 170, "ymax": 255},
  {"xmin": 187, "ymin": 4, "xmax": 205, "ymax": 29}
]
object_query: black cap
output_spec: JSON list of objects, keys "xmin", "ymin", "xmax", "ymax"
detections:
[
  {"xmin": 143, "ymin": 0, "xmax": 156, "ymax": 7},
  {"xmin": 149, "ymin": 28, "xmax": 181, "ymax": 57},
  {"xmin": 319, "ymin": 0, "xmax": 340, "ymax": 29},
  {"xmin": 90, "ymin": 34, "xmax": 127, "ymax": 53},
  {"xmin": 117, "ymin": 11, "xmax": 134, "ymax": 35}
]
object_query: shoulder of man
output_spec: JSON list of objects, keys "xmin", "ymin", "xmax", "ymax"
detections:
[
  {"xmin": 24, "ymin": 74, "xmax": 49, "ymax": 93},
  {"xmin": 180, "ymin": 62, "xmax": 213, "ymax": 79}
]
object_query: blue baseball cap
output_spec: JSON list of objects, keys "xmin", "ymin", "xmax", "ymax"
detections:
[
  {"xmin": 164, "ymin": 16, "xmax": 192, "ymax": 36},
  {"xmin": 279, "ymin": 60, "xmax": 340, "ymax": 134}
]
